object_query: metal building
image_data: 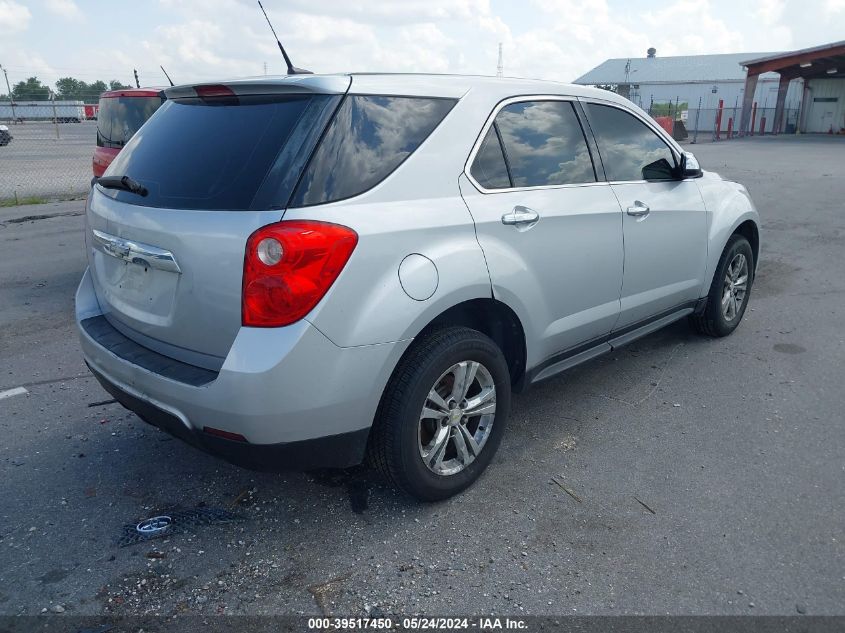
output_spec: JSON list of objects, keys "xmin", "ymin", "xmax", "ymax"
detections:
[{"xmin": 574, "ymin": 50, "xmax": 803, "ymax": 133}]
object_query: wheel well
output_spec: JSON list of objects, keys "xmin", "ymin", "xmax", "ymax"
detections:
[
  {"xmin": 417, "ymin": 299, "xmax": 527, "ymax": 390},
  {"xmin": 734, "ymin": 220, "xmax": 759, "ymax": 272}
]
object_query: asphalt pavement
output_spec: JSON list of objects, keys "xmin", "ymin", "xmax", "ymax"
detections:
[{"xmin": 0, "ymin": 136, "xmax": 843, "ymax": 618}]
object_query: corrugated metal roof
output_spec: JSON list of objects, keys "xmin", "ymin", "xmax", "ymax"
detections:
[{"xmin": 574, "ymin": 53, "xmax": 782, "ymax": 85}]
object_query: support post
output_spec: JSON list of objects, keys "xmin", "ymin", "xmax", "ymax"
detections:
[
  {"xmin": 739, "ymin": 72, "xmax": 759, "ymax": 136},
  {"xmin": 714, "ymin": 99, "xmax": 724, "ymax": 141},
  {"xmin": 692, "ymin": 96, "xmax": 702, "ymax": 144},
  {"xmin": 750, "ymin": 102, "xmax": 757, "ymax": 136},
  {"xmin": 772, "ymin": 74, "xmax": 791, "ymax": 135}
]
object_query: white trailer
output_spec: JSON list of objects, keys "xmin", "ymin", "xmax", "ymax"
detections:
[{"xmin": 0, "ymin": 100, "xmax": 86, "ymax": 123}]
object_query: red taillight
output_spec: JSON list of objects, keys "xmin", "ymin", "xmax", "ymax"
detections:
[
  {"xmin": 194, "ymin": 84, "xmax": 235, "ymax": 98},
  {"xmin": 242, "ymin": 221, "xmax": 358, "ymax": 327}
]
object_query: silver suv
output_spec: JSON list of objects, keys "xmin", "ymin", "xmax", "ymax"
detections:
[{"xmin": 76, "ymin": 74, "xmax": 759, "ymax": 500}]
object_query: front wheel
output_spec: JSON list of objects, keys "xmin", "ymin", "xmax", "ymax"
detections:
[
  {"xmin": 690, "ymin": 234, "xmax": 754, "ymax": 337},
  {"xmin": 368, "ymin": 326, "xmax": 511, "ymax": 501}
]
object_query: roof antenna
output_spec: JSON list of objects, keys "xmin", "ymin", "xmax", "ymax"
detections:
[
  {"xmin": 257, "ymin": 1, "xmax": 312, "ymax": 75},
  {"xmin": 160, "ymin": 65, "xmax": 175, "ymax": 86}
]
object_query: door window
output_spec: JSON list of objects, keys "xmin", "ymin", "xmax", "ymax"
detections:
[
  {"xmin": 470, "ymin": 100, "xmax": 596, "ymax": 189},
  {"xmin": 585, "ymin": 103, "xmax": 677, "ymax": 181}
]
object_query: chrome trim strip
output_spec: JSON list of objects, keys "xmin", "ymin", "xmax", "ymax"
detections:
[{"xmin": 91, "ymin": 229, "xmax": 182, "ymax": 274}]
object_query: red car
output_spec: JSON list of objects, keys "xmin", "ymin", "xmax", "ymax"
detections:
[{"xmin": 93, "ymin": 88, "xmax": 165, "ymax": 177}]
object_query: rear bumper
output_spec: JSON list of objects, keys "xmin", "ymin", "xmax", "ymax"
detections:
[
  {"xmin": 76, "ymin": 267, "xmax": 409, "ymax": 470},
  {"xmin": 88, "ymin": 363, "xmax": 369, "ymax": 470}
]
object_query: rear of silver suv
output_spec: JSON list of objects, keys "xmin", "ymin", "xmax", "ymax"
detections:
[
  {"xmin": 78, "ymin": 73, "xmax": 759, "ymax": 500},
  {"xmin": 77, "ymin": 75, "xmax": 476, "ymax": 492}
]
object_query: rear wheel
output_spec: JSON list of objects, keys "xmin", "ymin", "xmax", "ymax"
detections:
[
  {"xmin": 690, "ymin": 234, "xmax": 754, "ymax": 337},
  {"xmin": 368, "ymin": 326, "xmax": 511, "ymax": 501}
]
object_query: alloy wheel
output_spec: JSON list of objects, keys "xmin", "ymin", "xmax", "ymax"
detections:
[
  {"xmin": 418, "ymin": 361, "xmax": 497, "ymax": 476},
  {"xmin": 721, "ymin": 252, "xmax": 749, "ymax": 322}
]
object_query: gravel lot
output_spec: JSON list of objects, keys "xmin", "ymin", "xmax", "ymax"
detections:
[
  {"xmin": 0, "ymin": 121, "xmax": 94, "ymax": 201},
  {"xmin": 0, "ymin": 136, "xmax": 843, "ymax": 620}
]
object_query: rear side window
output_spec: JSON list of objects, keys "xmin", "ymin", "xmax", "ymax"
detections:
[
  {"xmin": 585, "ymin": 103, "xmax": 677, "ymax": 181},
  {"xmin": 483, "ymin": 100, "xmax": 596, "ymax": 189},
  {"xmin": 290, "ymin": 95, "xmax": 456, "ymax": 207},
  {"xmin": 97, "ymin": 96, "xmax": 163, "ymax": 149},
  {"xmin": 470, "ymin": 126, "xmax": 511, "ymax": 189},
  {"xmin": 101, "ymin": 94, "xmax": 340, "ymax": 210}
]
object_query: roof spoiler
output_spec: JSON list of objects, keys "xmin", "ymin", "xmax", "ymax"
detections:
[{"xmin": 163, "ymin": 76, "xmax": 350, "ymax": 100}]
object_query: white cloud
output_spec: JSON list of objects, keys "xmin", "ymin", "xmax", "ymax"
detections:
[
  {"xmin": 7, "ymin": 0, "xmax": 845, "ymax": 94},
  {"xmin": 0, "ymin": 0, "xmax": 31, "ymax": 34},
  {"xmin": 44, "ymin": 0, "xmax": 82, "ymax": 19}
]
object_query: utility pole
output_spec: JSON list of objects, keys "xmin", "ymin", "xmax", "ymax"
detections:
[
  {"xmin": 0, "ymin": 64, "xmax": 16, "ymax": 122},
  {"xmin": 264, "ymin": 61, "xmax": 268, "ymax": 76},
  {"xmin": 49, "ymin": 90, "xmax": 60, "ymax": 139},
  {"xmin": 496, "ymin": 43, "xmax": 503, "ymax": 78}
]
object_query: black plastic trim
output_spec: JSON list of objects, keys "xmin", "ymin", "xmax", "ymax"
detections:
[
  {"xmin": 526, "ymin": 300, "xmax": 698, "ymax": 384},
  {"xmin": 87, "ymin": 364, "xmax": 370, "ymax": 470},
  {"xmin": 81, "ymin": 316, "xmax": 218, "ymax": 387}
]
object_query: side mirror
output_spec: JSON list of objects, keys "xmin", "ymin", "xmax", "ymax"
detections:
[{"xmin": 680, "ymin": 151, "xmax": 702, "ymax": 178}]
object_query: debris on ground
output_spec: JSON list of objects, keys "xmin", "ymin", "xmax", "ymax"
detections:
[
  {"xmin": 550, "ymin": 477, "xmax": 582, "ymax": 503},
  {"xmin": 88, "ymin": 398, "xmax": 117, "ymax": 408},
  {"xmin": 117, "ymin": 507, "xmax": 245, "ymax": 547},
  {"xmin": 554, "ymin": 435, "xmax": 577, "ymax": 451},
  {"xmin": 634, "ymin": 497, "xmax": 656, "ymax": 515}
]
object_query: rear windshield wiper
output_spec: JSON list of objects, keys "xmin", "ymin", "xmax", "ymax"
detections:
[{"xmin": 94, "ymin": 175, "xmax": 148, "ymax": 197}]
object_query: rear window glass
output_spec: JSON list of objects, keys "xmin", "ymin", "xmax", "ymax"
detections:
[
  {"xmin": 494, "ymin": 101, "xmax": 596, "ymax": 188},
  {"xmin": 290, "ymin": 95, "xmax": 456, "ymax": 207},
  {"xmin": 97, "ymin": 96, "xmax": 163, "ymax": 149},
  {"xmin": 100, "ymin": 94, "xmax": 340, "ymax": 210}
]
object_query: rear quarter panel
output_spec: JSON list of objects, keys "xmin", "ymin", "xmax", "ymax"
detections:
[{"xmin": 283, "ymin": 196, "xmax": 492, "ymax": 347}]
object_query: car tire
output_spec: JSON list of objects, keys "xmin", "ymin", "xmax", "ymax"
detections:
[
  {"xmin": 368, "ymin": 326, "xmax": 511, "ymax": 501},
  {"xmin": 690, "ymin": 234, "xmax": 754, "ymax": 337}
]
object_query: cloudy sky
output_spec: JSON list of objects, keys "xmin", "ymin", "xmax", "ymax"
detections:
[{"xmin": 1, "ymin": 0, "xmax": 843, "ymax": 90}]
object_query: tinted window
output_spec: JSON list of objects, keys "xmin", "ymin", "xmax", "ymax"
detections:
[
  {"xmin": 586, "ymin": 104, "xmax": 677, "ymax": 181},
  {"xmin": 290, "ymin": 95, "xmax": 456, "ymax": 207},
  {"xmin": 101, "ymin": 94, "xmax": 339, "ymax": 210},
  {"xmin": 470, "ymin": 125, "xmax": 511, "ymax": 189},
  {"xmin": 97, "ymin": 96, "xmax": 163, "ymax": 148},
  {"xmin": 493, "ymin": 100, "xmax": 596, "ymax": 188}
]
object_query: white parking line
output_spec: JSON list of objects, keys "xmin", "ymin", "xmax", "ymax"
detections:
[{"xmin": 0, "ymin": 386, "xmax": 28, "ymax": 400}]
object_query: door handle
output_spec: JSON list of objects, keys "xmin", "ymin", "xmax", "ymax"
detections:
[
  {"xmin": 501, "ymin": 206, "xmax": 540, "ymax": 230},
  {"xmin": 626, "ymin": 201, "xmax": 650, "ymax": 217}
]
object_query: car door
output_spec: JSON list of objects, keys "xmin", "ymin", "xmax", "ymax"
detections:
[
  {"xmin": 459, "ymin": 97, "xmax": 624, "ymax": 373},
  {"xmin": 581, "ymin": 101, "xmax": 708, "ymax": 331}
]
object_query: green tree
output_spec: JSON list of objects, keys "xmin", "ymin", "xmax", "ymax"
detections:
[
  {"xmin": 87, "ymin": 80, "xmax": 108, "ymax": 102},
  {"xmin": 55, "ymin": 76, "xmax": 85, "ymax": 100},
  {"xmin": 109, "ymin": 79, "xmax": 132, "ymax": 90},
  {"xmin": 12, "ymin": 77, "xmax": 50, "ymax": 101}
]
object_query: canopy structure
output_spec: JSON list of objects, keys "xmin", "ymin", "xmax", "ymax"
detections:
[{"xmin": 739, "ymin": 41, "xmax": 845, "ymax": 135}]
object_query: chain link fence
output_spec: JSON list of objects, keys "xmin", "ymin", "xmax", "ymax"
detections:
[
  {"xmin": 642, "ymin": 98, "xmax": 801, "ymax": 143},
  {"xmin": 0, "ymin": 102, "xmax": 94, "ymax": 205}
]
